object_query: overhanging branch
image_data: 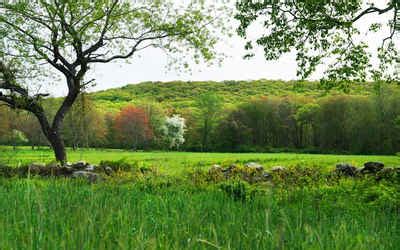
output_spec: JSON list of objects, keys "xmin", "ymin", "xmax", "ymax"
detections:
[
  {"xmin": 88, "ymin": 33, "xmax": 171, "ymax": 63},
  {"xmin": 0, "ymin": 61, "xmax": 52, "ymax": 136},
  {"xmin": 351, "ymin": 4, "xmax": 395, "ymax": 23}
]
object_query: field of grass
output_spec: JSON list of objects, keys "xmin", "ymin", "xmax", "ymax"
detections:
[
  {"xmin": 1, "ymin": 147, "xmax": 400, "ymax": 249},
  {"xmin": 1, "ymin": 146, "xmax": 400, "ymax": 174},
  {"xmin": 0, "ymin": 179, "xmax": 399, "ymax": 249}
]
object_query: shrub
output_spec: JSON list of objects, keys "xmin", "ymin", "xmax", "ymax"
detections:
[
  {"xmin": 99, "ymin": 159, "xmax": 139, "ymax": 172},
  {"xmin": 219, "ymin": 180, "xmax": 254, "ymax": 202}
]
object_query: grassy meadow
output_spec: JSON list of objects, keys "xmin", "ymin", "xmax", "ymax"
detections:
[
  {"xmin": 1, "ymin": 146, "xmax": 400, "ymax": 174},
  {"xmin": 0, "ymin": 179, "xmax": 399, "ymax": 249},
  {"xmin": 1, "ymin": 147, "xmax": 400, "ymax": 249}
]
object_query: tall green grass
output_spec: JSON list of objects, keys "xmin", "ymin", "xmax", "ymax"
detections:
[
  {"xmin": 1, "ymin": 148, "xmax": 400, "ymax": 249},
  {"xmin": 0, "ymin": 178, "xmax": 399, "ymax": 249}
]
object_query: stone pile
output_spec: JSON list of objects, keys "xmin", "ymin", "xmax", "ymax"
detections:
[
  {"xmin": 7, "ymin": 160, "xmax": 399, "ymax": 184},
  {"xmin": 209, "ymin": 161, "xmax": 399, "ymax": 183},
  {"xmin": 24, "ymin": 161, "xmax": 114, "ymax": 183},
  {"xmin": 335, "ymin": 162, "xmax": 396, "ymax": 177}
]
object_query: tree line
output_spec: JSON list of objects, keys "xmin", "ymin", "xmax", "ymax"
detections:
[{"xmin": 1, "ymin": 84, "xmax": 399, "ymax": 155}]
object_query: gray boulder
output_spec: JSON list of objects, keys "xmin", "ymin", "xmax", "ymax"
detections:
[
  {"xmin": 72, "ymin": 171, "xmax": 101, "ymax": 183},
  {"xmin": 211, "ymin": 164, "xmax": 222, "ymax": 170},
  {"xmin": 104, "ymin": 166, "xmax": 113, "ymax": 176},
  {"xmin": 72, "ymin": 161, "xmax": 89, "ymax": 170},
  {"xmin": 222, "ymin": 164, "xmax": 238, "ymax": 178},
  {"xmin": 336, "ymin": 163, "xmax": 357, "ymax": 177},
  {"xmin": 209, "ymin": 164, "xmax": 222, "ymax": 173},
  {"xmin": 223, "ymin": 164, "xmax": 237, "ymax": 173},
  {"xmin": 362, "ymin": 162, "xmax": 384, "ymax": 174},
  {"xmin": 244, "ymin": 162, "xmax": 264, "ymax": 171},
  {"xmin": 26, "ymin": 164, "xmax": 44, "ymax": 175},
  {"xmin": 271, "ymin": 166, "xmax": 286, "ymax": 172},
  {"xmin": 263, "ymin": 172, "xmax": 272, "ymax": 181},
  {"xmin": 84, "ymin": 165, "xmax": 95, "ymax": 171}
]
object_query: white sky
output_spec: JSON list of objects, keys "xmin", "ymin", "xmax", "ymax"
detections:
[{"xmin": 51, "ymin": 1, "xmax": 397, "ymax": 96}]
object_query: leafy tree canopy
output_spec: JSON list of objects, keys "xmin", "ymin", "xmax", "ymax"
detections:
[{"xmin": 236, "ymin": 0, "xmax": 400, "ymax": 87}]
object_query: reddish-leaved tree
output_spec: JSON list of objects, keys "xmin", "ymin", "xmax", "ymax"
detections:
[{"xmin": 114, "ymin": 106, "xmax": 153, "ymax": 150}]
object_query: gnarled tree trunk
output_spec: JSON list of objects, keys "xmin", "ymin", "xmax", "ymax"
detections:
[
  {"xmin": 47, "ymin": 130, "xmax": 67, "ymax": 163},
  {"xmin": 31, "ymin": 79, "xmax": 81, "ymax": 164}
]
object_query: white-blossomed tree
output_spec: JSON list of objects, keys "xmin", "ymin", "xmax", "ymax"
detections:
[{"xmin": 163, "ymin": 115, "xmax": 186, "ymax": 150}]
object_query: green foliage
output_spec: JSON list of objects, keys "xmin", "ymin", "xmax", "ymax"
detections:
[
  {"xmin": 0, "ymin": 106, "xmax": 10, "ymax": 142},
  {"xmin": 0, "ymin": 0, "xmax": 228, "ymax": 76},
  {"xmin": 90, "ymin": 80, "xmax": 373, "ymax": 112},
  {"xmin": 64, "ymin": 94, "xmax": 107, "ymax": 149},
  {"xmin": 219, "ymin": 180, "xmax": 254, "ymax": 202},
  {"xmin": 235, "ymin": 0, "xmax": 399, "ymax": 83},
  {"xmin": 137, "ymin": 102, "xmax": 167, "ymax": 149},
  {"xmin": 99, "ymin": 159, "xmax": 138, "ymax": 173},
  {"xmin": 88, "ymin": 80, "xmax": 398, "ymax": 115},
  {"xmin": 190, "ymin": 92, "xmax": 223, "ymax": 151},
  {"xmin": 213, "ymin": 88, "xmax": 400, "ymax": 154}
]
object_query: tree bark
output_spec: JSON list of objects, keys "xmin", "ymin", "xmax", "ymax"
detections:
[
  {"xmin": 32, "ymin": 105, "xmax": 66, "ymax": 163},
  {"xmin": 47, "ymin": 78, "xmax": 80, "ymax": 163},
  {"xmin": 47, "ymin": 130, "xmax": 67, "ymax": 164}
]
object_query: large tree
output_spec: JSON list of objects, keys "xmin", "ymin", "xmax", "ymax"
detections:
[
  {"xmin": 236, "ymin": 0, "xmax": 400, "ymax": 86},
  {"xmin": 0, "ymin": 0, "xmax": 225, "ymax": 163}
]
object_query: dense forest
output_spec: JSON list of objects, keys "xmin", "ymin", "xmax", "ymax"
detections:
[{"xmin": 1, "ymin": 80, "xmax": 399, "ymax": 155}]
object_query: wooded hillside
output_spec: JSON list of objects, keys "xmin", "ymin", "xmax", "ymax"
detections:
[{"xmin": 89, "ymin": 80, "xmax": 379, "ymax": 111}]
